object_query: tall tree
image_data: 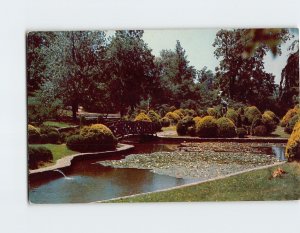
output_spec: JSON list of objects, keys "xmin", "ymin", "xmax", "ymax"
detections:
[
  {"xmin": 106, "ymin": 30, "xmax": 159, "ymax": 116},
  {"xmin": 41, "ymin": 31, "xmax": 108, "ymax": 120}
]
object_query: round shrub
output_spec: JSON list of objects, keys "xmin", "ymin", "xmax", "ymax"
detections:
[
  {"xmin": 262, "ymin": 112, "xmax": 277, "ymax": 134},
  {"xmin": 176, "ymin": 116, "xmax": 195, "ymax": 136},
  {"xmin": 193, "ymin": 116, "xmax": 202, "ymax": 125},
  {"xmin": 165, "ymin": 112, "xmax": 181, "ymax": 124},
  {"xmin": 147, "ymin": 110, "xmax": 162, "ymax": 131},
  {"xmin": 281, "ymin": 107, "xmax": 299, "ymax": 127},
  {"xmin": 236, "ymin": 127, "xmax": 247, "ymax": 138},
  {"xmin": 207, "ymin": 108, "xmax": 217, "ymax": 118},
  {"xmin": 285, "ymin": 114, "xmax": 299, "ymax": 134},
  {"xmin": 134, "ymin": 112, "xmax": 152, "ymax": 122},
  {"xmin": 160, "ymin": 117, "xmax": 171, "ymax": 127},
  {"xmin": 40, "ymin": 125, "xmax": 60, "ymax": 144},
  {"xmin": 67, "ymin": 124, "xmax": 117, "ymax": 152},
  {"xmin": 216, "ymin": 117, "xmax": 236, "ymax": 138},
  {"xmin": 187, "ymin": 126, "xmax": 196, "ymax": 136},
  {"xmin": 244, "ymin": 106, "xmax": 262, "ymax": 124},
  {"xmin": 184, "ymin": 109, "xmax": 197, "ymax": 117},
  {"xmin": 253, "ymin": 125, "xmax": 268, "ymax": 136},
  {"xmin": 196, "ymin": 116, "xmax": 218, "ymax": 138},
  {"xmin": 28, "ymin": 124, "xmax": 41, "ymax": 144},
  {"xmin": 285, "ymin": 121, "xmax": 300, "ymax": 160},
  {"xmin": 264, "ymin": 110, "xmax": 279, "ymax": 123},
  {"xmin": 225, "ymin": 108, "xmax": 238, "ymax": 124},
  {"xmin": 169, "ymin": 106, "xmax": 176, "ymax": 112},
  {"xmin": 28, "ymin": 145, "xmax": 53, "ymax": 169},
  {"xmin": 173, "ymin": 109, "xmax": 185, "ymax": 119}
]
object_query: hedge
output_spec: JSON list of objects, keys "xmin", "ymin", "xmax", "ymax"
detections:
[
  {"xmin": 196, "ymin": 116, "xmax": 218, "ymax": 138},
  {"xmin": 216, "ymin": 117, "xmax": 236, "ymax": 138},
  {"xmin": 28, "ymin": 145, "xmax": 53, "ymax": 169},
  {"xmin": 285, "ymin": 121, "xmax": 300, "ymax": 160}
]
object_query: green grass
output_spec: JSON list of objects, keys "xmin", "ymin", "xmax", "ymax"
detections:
[
  {"xmin": 270, "ymin": 126, "xmax": 290, "ymax": 138},
  {"xmin": 30, "ymin": 144, "xmax": 77, "ymax": 164},
  {"xmin": 108, "ymin": 162, "xmax": 300, "ymax": 202},
  {"xmin": 162, "ymin": 125, "xmax": 176, "ymax": 132},
  {"xmin": 43, "ymin": 121, "xmax": 73, "ymax": 128}
]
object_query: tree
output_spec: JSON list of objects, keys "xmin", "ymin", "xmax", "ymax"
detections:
[
  {"xmin": 279, "ymin": 40, "xmax": 299, "ymax": 110},
  {"xmin": 106, "ymin": 30, "xmax": 159, "ymax": 116},
  {"xmin": 41, "ymin": 31, "xmax": 108, "ymax": 120}
]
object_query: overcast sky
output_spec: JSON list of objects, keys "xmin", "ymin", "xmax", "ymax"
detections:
[{"xmin": 107, "ymin": 29, "xmax": 299, "ymax": 84}]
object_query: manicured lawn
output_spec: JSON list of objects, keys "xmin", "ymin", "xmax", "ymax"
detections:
[
  {"xmin": 271, "ymin": 126, "xmax": 290, "ymax": 138},
  {"xmin": 43, "ymin": 121, "xmax": 73, "ymax": 128},
  {"xmin": 108, "ymin": 162, "xmax": 300, "ymax": 202},
  {"xmin": 162, "ymin": 126, "xmax": 176, "ymax": 132},
  {"xmin": 30, "ymin": 143, "xmax": 77, "ymax": 164}
]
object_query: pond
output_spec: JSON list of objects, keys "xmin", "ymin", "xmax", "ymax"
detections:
[{"xmin": 28, "ymin": 141, "xmax": 286, "ymax": 204}]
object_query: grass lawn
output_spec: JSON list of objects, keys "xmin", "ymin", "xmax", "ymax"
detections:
[
  {"xmin": 108, "ymin": 162, "xmax": 300, "ymax": 202},
  {"xmin": 162, "ymin": 125, "xmax": 176, "ymax": 132},
  {"xmin": 43, "ymin": 121, "xmax": 73, "ymax": 128},
  {"xmin": 271, "ymin": 126, "xmax": 290, "ymax": 138},
  {"xmin": 30, "ymin": 143, "xmax": 77, "ymax": 165}
]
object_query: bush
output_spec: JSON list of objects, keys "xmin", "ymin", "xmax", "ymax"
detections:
[
  {"xmin": 285, "ymin": 115, "xmax": 299, "ymax": 134},
  {"xmin": 169, "ymin": 106, "xmax": 176, "ymax": 112},
  {"xmin": 176, "ymin": 116, "xmax": 195, "ymax": 136},
  {"xmin": 147, "ymin": 110, "xmax": 162, "ymax": 131},
  {"xmin": 264, "ymin": 110, "xmax": 279, "ymax": 123},
  {"xmin": 193, "ymin": 116, "xmax": 202, "ymax": 124},
  {"xmin": 28, "ymin": 145, "xmax": 53, "ymax": 169},
  {"xmin": 134, "ymin": 112, "xmax": 152, "ymax": 122},
  {"xmin": 28, "ymin": 124, "xmax": 41, "ymax": 144},
  {"xmin": 187, "ymin": 126, "xmax": 196, "ymax": 136},
  {"xmin": 236, "ymin": 128, "xmax": 247, "ymax": 138},
  {"xmin": 281, "ymin": 107, "xmax": 299, "ymax": 127},
  {"xmin": 262, "ymin": 112, "xmax": 278, "ymax": 134},
  {"xmin": 160, "ymin": 117, "xmax": 171, "ymax": 127},
  {"xmin": 253, "ymin": 125, "xmax": 268, "ymax": 136},
  {"xmin": 173, "ymin": 109, "xmax": 185, "ymax": 119},
  {"xmin": 244, "ymin": 106, "xmax": 262, "ymax": 124},
  {"xmin": 165, "ymin": 112, "xmax": 181, "ymax": 124},
  {"xmin": 40, "ymin": 125, "xmax": 60, "ymax": 144},
  {"xmin": 225, "ymin": 109, "xmax": 238, "ymax": 124},
  {"xmin": 66, "ymin": 124, "xmax": 117, "ymax": 152},
  {"xmin": 184, "ymin": 109, "xmax": 197, "ymax": 117},
  {"xmin": 60, "ymin": 128, "xmax": 80, "ymax": 143},
  {"xmin": 216, "ymin": 117, "xmax": 236, "ymax": 138},
  {"xmin": 285, "ymin": 121, "xmax": 300, "ymax": 160},
  {"xmin": 196, "ymin": 116, "xmax": 218, "ymax": 138},
  {"xmin": 207, "ymin": 108, "xmax": 217, "ymax": 118}
]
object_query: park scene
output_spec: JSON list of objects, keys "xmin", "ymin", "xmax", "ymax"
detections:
[{"xmin": 27, "ymin": 29, "xmax": 300, "ymax": 203}]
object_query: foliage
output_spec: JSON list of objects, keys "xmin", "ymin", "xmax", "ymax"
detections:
[
  {"xmin": 196, "ymin": 116, "xmax": 218, "ymax": 138},
  {"xmin": 134, "ymin": 112, "xmax": 152, "ymax": 122},
  {"xmin": 244, "ymin": 106, "xmax": 262, "ymax": 124},
  {"xmin": 147, "ymin": 110, "xmax": 162, "ymax": 131},
  {"xmin": 28, "ymin": 124, "xmax": 41, "ymax": 144},
  {"xmin": 39, "ymin": 125, "xmax": 60, "ymax": 144},
  {"xmin": 262, "ymin": 111, "xmax": 278, "ymax": 134},
  {"xmin": 173, "ymin": 109, "xmax": 185, "ymax": 119},
  {"xmin": 285, "ymin": 121, "xmax": 300, "ymax": 160},
  {"xmin": 176, "ymin": 116, "xmax": 195, "ymax": 136},
  {"xmin": 28, "ymin": 145, "xmax": 53, "ymax": 169},
  {"xmin": 193, "ymin": 116, "xmax": 202, "ymax": 124},
  {"xmin": 165, "ymin": 112, "xmax": 181, "ymax": 124},
  {"xmin": 236, "ymin": 128, "xmax": 247, "ymax": 138},
  {"xmin": 160, "ymin": 117, "xmax": 171, "ymax": 127},
  {"xmin": 216, "ymin": 117, "xmax": 236, "ymax": 138},
  {"xmin": 207, "ymin": 108, "xmax": 217, "ymax": 118},
  {"xmin": 66, "ymin": 124, "xmax": 117, "ymax": 152},
  {"xmin": 285, "ymin": 115, "xmax": 299, "ymax": 134},
  {"xmin": 252, "ymin": 125, "xmax": 268, "ymax": 136},
  {"xmin": 281, "ymin": 107, "xmax": 299, "ymax": 127},
  {"xmin": 225, "ymin": 108, "xmax": 238, "ymax": 124}
]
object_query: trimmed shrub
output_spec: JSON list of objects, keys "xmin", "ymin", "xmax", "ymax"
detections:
[
  {"xmin": 173, "ymin": 109, "xmax": 185, "ymax": 119},
  {"xmin": 28, "ymin": 145, "xmax": 53, "ymax": 169},
  {"xmin": 285, "ymin": 115, "xmax": 299, "ymax": 134},
  {"xmin": 147, "ymin": 110, "xmax": 162, "ymax": 131},
  {"xmin": 244, "ymin": 106, "xmax": 262, "ymax": 124},
  {"xmin": 285, "ymin": 121, "xmax": 300, "ymax": 160},
  {"xmin": 169, "ymin": 106, "xmax": 176, "ymax": 112},
  {"xmin": 281, "ymin": 107, "xmax": 299, "ymax": 127},
  {"xmin": 193, "ymin": 116, "xmax": 202, "ymax": 124},
  {"xmin": 160, "ymin": 117, "xmax": 171, "ymax": 127},
  {"xmin": 176, "ymin": 116, "xmax": 195, "ymax": 136},
  {"xmin": 236, "ymin": 128, "xmax": 247, "ymax": 138},
  {"xmin": 165, "ymin": 112, "xmax": 181, "ymax": 124},
  {"xmin": 134, "ymin": 112, "xmax": 152, "ymax": 122},
  {"xmin": 196, "ymin": 116, "xmax": 218, "ymax": 138},
  {"xmin": 216, "ymin": 117, "xmax": 236, "ymax": 138},
  {"xmin": 187, "ymin": 126, "xmax": 196, "ymax": 136},
  {"xmin": 264, "ymin": 110, "xmax": 279, "ymax": 123},
  {"xmin": 253, "ymin": 125, "xmax": 268, "ymax": 136},
  {"xmin": 225, "ymin": 108, "xmax": 238, "ymax": 124},
  {"xmin": 60, "ymin": 128, "xmax": 80, "ymax": 143},
  {"xmin": 40, "ymin": 125, "xmax": 60, "ymax": 144},
  {"xmin": 28, "ymin": 124, "xmax": 41, "ymax": 144},
  {"xmin": 262, "ymin": 112, "xmax": 277, "ymax": 134},
  {"xmin": 66, "ymin": 124, "xmax": 117, "ymax": 152},
  {"xmin": 184, "ymin": 109, "xmax": 197, "ymax": 117}
]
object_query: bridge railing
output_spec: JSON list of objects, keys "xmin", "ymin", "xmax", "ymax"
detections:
[{"xmin": 107, "ymin": 121, "xmax": 157, "ymax": 138}]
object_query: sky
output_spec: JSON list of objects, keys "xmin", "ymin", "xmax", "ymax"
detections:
[{"xmin": 107, "ymin": 29, "xmax": 299, "ymax": 84}]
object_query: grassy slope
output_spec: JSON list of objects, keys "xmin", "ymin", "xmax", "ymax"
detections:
[
  {"xmin": 271, "ymin": 126, "xmax": 290, "ymax": 138},
  {"xmin": 30, "ymin": 144, "xmax": 76, "ymax": 163},
  {"xmin": 43, "ymin": 121, "xmax": 73, "ymax": 128},
  {"xmin": 109, "ymin": 162, "xmax": 300, "ymax": 202}
]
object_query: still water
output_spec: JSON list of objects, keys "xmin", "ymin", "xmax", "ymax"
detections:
[{"xmin": 28, "ymin": 142, "xmax": 286, "ymax": 204}]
